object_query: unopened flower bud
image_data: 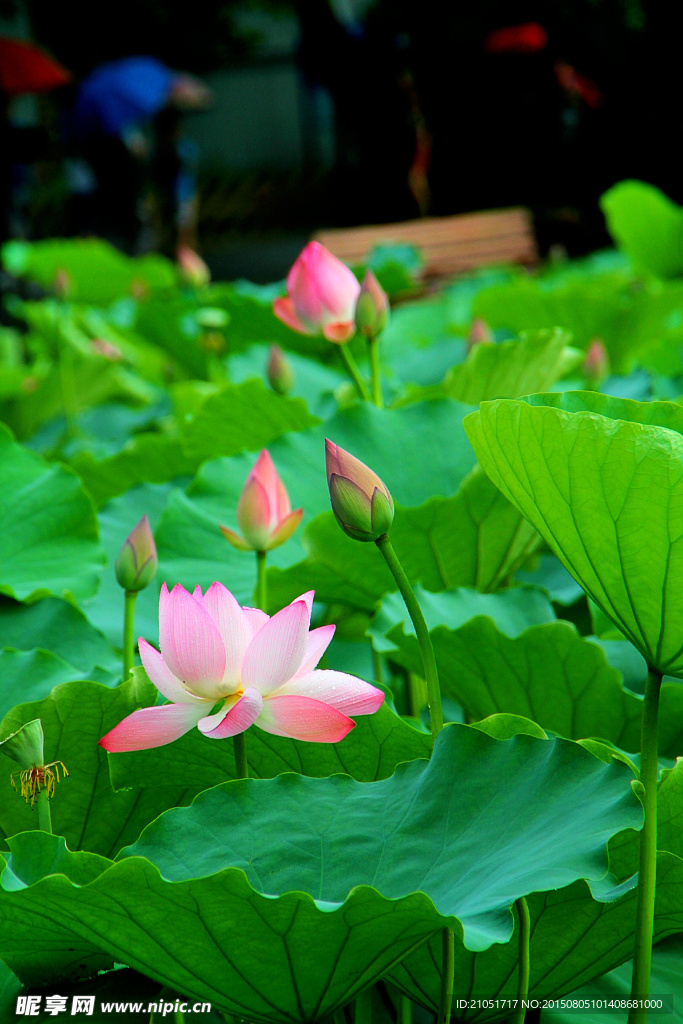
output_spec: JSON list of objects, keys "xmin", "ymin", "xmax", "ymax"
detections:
[
  {"xmin": 177, "ymin": 246, "xmax": 210, "ymax": 288},
  {"xmin": 54, "ymin": 268, "xmax": 71, "ymax": 299},
  {"xmin": 267, "ymin": 345, "xmax": 295, "ymax": 395},
  {"xmin": 583, "ymin": 338, "xmax": 610, "ymax": 382},
  {"xmin": 467, "ymin": 318, "xmax": 493, "ymax": 350},
  {"xmin": 115, "ymin": 515, "xmax": 158, "ymax": 592},
  {"xmin": 325, "ymin": 439, "xmax": 394, "ymax": 542},
  {"xmin": 355, "ymin": 270, "xmax": 390, "ymax": 338},
  {"xmin": 220, "ymin": 450, "xmax": 303, "ymax": 552}
]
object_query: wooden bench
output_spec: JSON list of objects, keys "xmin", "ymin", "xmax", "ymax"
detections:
[{"xmin": 314, "ymin": 206, "xmax": 538, "ymax": 282}]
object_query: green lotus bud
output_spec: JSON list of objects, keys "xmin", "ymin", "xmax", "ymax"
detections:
[
  {"xmin": 115, "ymin": 515, "xmax": 158, "ymax": 592},
  {"xmin": 267, "ymin": 344, "xmax": 295, "ymax": 395},
  {"xmin": 325, "ymin": 439, "xmax": 394, "ymax": 542},
  {"xmin": 354, "ymin": 270, "xmax": 390, "ymax": 338}
]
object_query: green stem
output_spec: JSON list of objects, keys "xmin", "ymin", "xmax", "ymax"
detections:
[
  {"xmin": 233, "ymin": 731, "xmax": 248, "ymax": 780},
  {"xmin": 174, "ymin": 1010, "xmax": 185, "ymax": 1024},
  {"xmin": 354, "ymin": 988, "xmax": 373, "ymax": 1024},
  {"xmin": 256, "ymin": 549, "xmax": 267, "ymax": 613},
  {"xmin": 628, "ymin": 668, "xmax": 662, "ymax": 1023},
  {"xmin": 375, "ymin": 534, "xmax": 443, "ymax": 741},
  {"xmin": 123, "ymin": 590, "xmax": 137, "ymax": 682},
  {"xmin": 371, "ymin": 645, "xmax": 383, "ymax": 685},
  {"xmin": 37, "ymin": 785, "xmax": 52, "ymax": 834},
  {"xmin": 339, "ymin": 345, "xmax": 370, "ymax": 401},
  {"xmin": 398, "ymin": 994, "xmax": 412, "ymax": 1024},
  {"xmin": 367, "ymin": 337, "xmax": 384, "ymax": 408},
  {"xmin": 512, "ymin": 897, "xmax": 531, "ymax": 1024},
  {"xmin": 438, "ymin": 928, "xmax": 455, "ymax": 1024}
]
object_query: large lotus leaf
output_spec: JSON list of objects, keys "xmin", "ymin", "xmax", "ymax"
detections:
[
  {"xmin": 390, "ymin": 761, "xmax": 683, "ymax": 1016},
  {"xmin": 73, "ymin": 380, "xmax": 319, "ymax": 507},
  {"xmin": 0, "ymin": 674, "xmax": 196, "ymax": 857},
  {"xmin": 81, "ymin": 483, "xmax": 172, "ymax": 648},
  {"xmin": 107, "ymin": 702, "xmax": 431, "ymax": 794},
  {"xmin": 464, "ymin": 391, "xmax": 683, "ymax": 677},
  {"xmin": 2, "ymin": 238, "xmax": 176, "ymax": 304},
  {"xmin": 389, "ymin": 853, "xmax": 683, "ymax": 1019},
  {"xmin": 471, "ymin": 270, "xmax": 683, "ymax": 374},
  {"xmin": 0, "ymin": 426, "xmax": 105, "ymax": 602},
  {"xmin": 373, "ymin": 593, "xmax": 683, "ymax": 757},
  {"xmin": 0, "ymin": 727, "xmax": 641, "ymax": 1019},
  {"xmin": 601, "ymin": 180, "xmax": 683, "ymax": 279},
  {"xmin": 547, "ymin": 934, "xmax": 683, "ymax": 1024},
  {"xmin": 0, "ymin": 596, "xmax": 117, "ymax": 677},
  {"xmin": 0, "ymin": 649, "xmax": 104, "ymax": 722}
]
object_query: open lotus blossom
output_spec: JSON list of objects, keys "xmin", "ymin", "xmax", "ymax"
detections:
[
  {"xmin": 219, "ymin": 449, "xmax": 303, "ymax": 552},
  {"xmin": 99, "ymin": 583, "xmax": 384, "ymax": 751},
  {"xmin": 273, "ymin": 241, "xmax": 361, "ymax": 343}
]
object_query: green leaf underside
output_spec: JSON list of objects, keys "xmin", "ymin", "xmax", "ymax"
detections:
[
  {"xmin": 464, "ymin": 392, "xmax": 683, "ymax": 677},
  {"xmin": 0, "ymin": 726, "xmax": 640, "ymax": 1020},
  {"xmin": 0, "ymin": 426, "xmax": 104, "ymax": 602}
]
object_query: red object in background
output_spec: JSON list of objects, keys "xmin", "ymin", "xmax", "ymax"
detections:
[
  {"xmin": 0, "ymin": 36, "xmax": 71, "ymax": 95},
  {"xmin": 554, "ymin": 61, "xmax": 604, "ymax": 108},
  {"xmin": 483, "ymin": 22, "xmax": 548, "ymax": 54}
]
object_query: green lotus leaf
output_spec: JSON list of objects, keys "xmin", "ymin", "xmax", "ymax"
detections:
[
  {"xmin": 601, "ymin": 180, "xmax": 683, "ymax": 279},
  {"xmin": 0, "ymin": 726, "xmax": 641, "ymax": 1019},
  {"xmin": 0, "ymin": 650, "xmax": 101, "ymax": 723},
  {"xmin": 373, "ymin": 590, "xmax": 683, "ymax": 757},
  {"xmin": 0, "ymin": 426, "xmax": 105, "ymax": 602},
  {"xmin": 464, "ymin": 391, "xmax": 683, "ymax": 677}
]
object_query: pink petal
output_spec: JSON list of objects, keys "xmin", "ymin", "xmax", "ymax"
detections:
[
  {"xmin": 294, "ymin": 590, "xmax": 315, "ymax": 616},
  {"xmin": 291, "ymin": 624, "xmax": 336, "ymax": 678},
  {"xmin": 159, "ymin": 580, "xmax": 170, "ymax": 619},
  {"xmin": 273, "ymin": 472, "xmax": 292, "ymax": 521},
  {"xmin": 323, "ymin": 321, "xmax": 356, "ymax": 343},
  {"xmin": 273, "ymin": 296, "xmax": 312, "ymax": 336},
  {"xmin": 192, "ymin": 585, "xmax": 203, "ymax": 602},
  {"xmin": 257, "ymin": 695, "xmax": 355, "ymax": 743},
  {"xmin": 99, "ymin": 703, "xmax": 209, "ymax": 752},
  {"xmin": 300, "ymin": 242, "xmax": 360, "ymax": 320},
  {"xmin": 198, "ymin": 687, "xmax": 264, "ymax": 739},
  {"xmin": 159, "ymin": 584, "xmax": 227, "ymax": 699},
  {"xmin": 276, "ymin": 670, "xmax": 385, "ymax": 716},
  {"xmin": 251, "ymin": 451, "xmax": 280, "ymax": 511},
  {"xmin": 200, "ymin": 582, "xmax": 251, "ymax": 690},
  {"xmin": 267, "ymin": 508, "xmax": 303, "ymax": 550},
  {"xmin": 243, "ymin": 606, "xmax": 270, "ymax": 638},
  {"xmin": 138, "ymin": 638, "xmax": 205, "ymax": 704},
  {"xmin": 241, "ymin": 598, "xmax": 310, "ymax": 695}
]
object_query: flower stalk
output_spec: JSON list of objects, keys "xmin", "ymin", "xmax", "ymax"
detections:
[
  {"xmin": 628, "ymin": 667, "xmax": 663, "ymax": 1023},
  {"xmin": 339, "ymin": 344, "xmax": 370, "ymax": 401},
  {"xmin": 513, "ymin": 897, "xmax": 531, "ymax": 1024},
  {"xmin": 123, "ymin": 590, "xmax": 137, "ymax": 681}
]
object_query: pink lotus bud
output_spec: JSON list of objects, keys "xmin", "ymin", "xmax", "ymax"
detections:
[
  {"xmin": 267, "ymin": 345, "xmax": 295, "ymax": 395},
  {"xmin": 355, "ymin": 270, "xmax": 390, "ymax": 338},
  {"xmin": 177, "ymin": 246, "xmax": 210, "ymax": 288},
  {"xmin": 130, "ymin": 278, "xmax": 150, "ymax": 301},
  {"xmin": 220, "ymin": 450, "xmax": 303, "ymax": 552},
  {"xmin": 54, "ymin": 268, "xmax": 71, "ymax": 299},
  {"xmin": 273, "ymin": 241, "xmax": 360, "ymax": 344},
  {"xmin": 115, "ymin": 515, "xmax": 158, "ymax": 592},
  {"xmin": 583, "ymin": 338, "xmax": 610, "ymax": 381},
  {"xmin": 467, "ymin": 318, "xmax": 494, "ymax": 350},
  {"xmin": 325, "ymin": 439, "xmax": 394, "ymax": 543}
]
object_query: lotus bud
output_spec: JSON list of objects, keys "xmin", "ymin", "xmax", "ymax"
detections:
[
  {"xmin": 325, "ymin": 439, "xmax": 394, "ymax": 542},
  {"xmin": 273, "ymin": 241, "xmax": 360, "ymax": 343},
  {"xmin": 220, "ymin": 450, "xmax": 303, "ymax": 552},
  {"xmin": 467, "ymin": 318, "xmax": 494, "ymax": 350},
  {"xmin": 355, "ymin": 270, "xmax": 390, "ymax": 338},
  {"xmin": 177, "ymin": 246, "xmax": 210, "ymax": 288},
  {"xmin": 115, "ymin": 515, "xmax": 158, "ymax": 592},
  {"xmin": 54, "ymin": 268, "xmax": 71, "ymax": 299},
  {"xmin": 267, "ymin": 345, "xmax": 295, "ymax": 395},
  {"xmin": 583, "ymin": 338, "xmax": 610, "ymax": 382}
]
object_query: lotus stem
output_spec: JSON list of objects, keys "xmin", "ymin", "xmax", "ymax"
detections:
[
  {"xmin": 354, "ymin": 988, "xmax": 373, "ymax": 1024},
  {"xmin": 628, "ymin": 668, "xmax": 662, "ymax": 1023},
  {"xmin": 37, "ymin": 785, "xmax": 52, "ymax": 834},
  {"xmin": 438, "ymin": 928, "xmax": 455, "ymax": 1024},
  {"xmin": 398, "ymin": 994, "xmax": 412, "ymax": 1024},
  {"xmin": 338, "ymin": 345, "xmax": 370, "ymax": 401},
  {"xmin": 374, "ymin": 534, "xmax": 443, "ymax": 742},
  {"xmin": 123, "ymin": 590, "xmax": 137, "ymax": 682},
  {"xmin": 371, "ymin": 646, "xmax": 383, "ymax": 685},
  {"xmin": 368, "ymin": 337, "xmax": 383, "ymax": 408},
  {"xmin": 513, "ymin": 896, "xmax": 531, "ymax": 1024},
  {"xmin": 256, "ymin": 549, "xmax": 267, "ymax": 613}
]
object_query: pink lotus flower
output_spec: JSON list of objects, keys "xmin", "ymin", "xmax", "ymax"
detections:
[
  {"xmin": 274, "ymin": 241, "xmax": 360, "ymax": 343},
  {"xmin": 99, "ymin": 583, "xmax": 384, "ymax": 751},
  {"xmin": 220, "ymin": 450, "xmax": 303, "ymax": 552}
]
